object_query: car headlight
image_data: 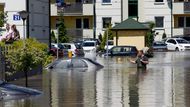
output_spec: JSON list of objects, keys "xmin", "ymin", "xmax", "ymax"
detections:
[{"xmin": 179, "ymin": 45, "xmax": 183, "ymax": 47}]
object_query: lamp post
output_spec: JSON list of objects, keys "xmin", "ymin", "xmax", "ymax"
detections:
[{"xmin": 18, "ymin": 10, "xmax": 29, "ymax": 48}]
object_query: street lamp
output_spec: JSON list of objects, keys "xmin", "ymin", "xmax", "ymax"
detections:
[{"xmin": 18, "ymin": 10, "xmax": 29, "ymax": 48}]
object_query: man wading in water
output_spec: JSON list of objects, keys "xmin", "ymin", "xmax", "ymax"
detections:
[{"xmin": 130, "ymin": 50, "xmax": 149, "ymax": 69}]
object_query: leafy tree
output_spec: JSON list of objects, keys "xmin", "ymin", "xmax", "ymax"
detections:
[
  {"xmin": 0, "ymin": 12, "xmax": 7, "ymax": 27},
  {"xmin": 57, "ymin": 18, "xmax": 70, "ymax": 43},
  {"xmin": 51, "ymin": 31, "xmax": 56, "ymax": 43},
  {"xmin": 146, "ymin": 22, "xmax": 155, "ymax": 47},
  {"xmin": 5, "ymin": 38, "xmax": 52, "ymax": 87},
  {"xmin": 100, "ymin": 25, "xmax": 113, "ymax": 50}
]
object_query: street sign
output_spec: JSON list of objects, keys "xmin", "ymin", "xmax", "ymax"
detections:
[{"xmin": 13, "ymin": 14, "xmax": 21, "ymax": 21}]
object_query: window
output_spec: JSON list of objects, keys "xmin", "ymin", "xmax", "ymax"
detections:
[
  {"xmin": 178, "ymin": 17, "xmax": 184, "ymax": 27},
  {"xmin": 128, "ymin": 0, "xmax": 138, "ymax": 17},
  {"xmin": 155, "ymin": 17, "xmax": 164, "ymax": 28},
  {"xmin": 102, "ymin": 17, "xmax": 111, "ymax": 28},
  {"xmin": 76, "ymin": 19, "xmax": 82, "ymax": 28},
  {"xmin": 155, "ymin": 0, "xmax": 163, "ymax": 2},
  {"xmin": 186, "ymin": 17, "xmax": 190, "ymax": 27},
  {"xmin": 102, "ymin": 0, "xmax": 111, "ymax": 3},
  {"xmin": 83, "ymin": 18, "xmax": 89, "ymax": 29},
  {"xmin": 167, "ymin": 39, "xmax": 176, "ymax": 44}
]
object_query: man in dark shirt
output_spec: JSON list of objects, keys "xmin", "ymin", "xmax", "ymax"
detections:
[{"xmin": 130, "ymin": 50, "xmax": 149, "ymax": 69}]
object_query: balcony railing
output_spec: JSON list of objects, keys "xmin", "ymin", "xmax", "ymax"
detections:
[
  {"xmin": 184, "ymin": 28, "xmax": 190, "ymax": 35},
  {"xmin": 67, "ymin": 29, "xmax": 83, "ymax": 40},
  {"xmin": 54, "ymin": 0, "xmax": 93, "ymax": 15}
]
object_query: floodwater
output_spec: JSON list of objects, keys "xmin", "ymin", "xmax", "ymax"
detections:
[{"xmin": 1, "ymin": 52, "xmax": 190, "ymax": 107}]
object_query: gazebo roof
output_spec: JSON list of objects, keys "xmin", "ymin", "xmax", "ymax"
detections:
[{"xmin": 112, "ymin": 18, "xmax": 149, "ymax": 30}]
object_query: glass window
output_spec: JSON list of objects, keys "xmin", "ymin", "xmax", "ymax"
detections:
[
  {"xmin": 167, "ymin": 39, "xmax": 176, "ymax": 44},
  {"xmin": 186, "ymin": 17, "xmax": 190, "ymax": 27},
  {"xmin": 102, "ymin": 0, "xmax": 111, "ymax": 3},
  {"xmin": 176, "ymin": 39, "xmax": 189, "ymax": 44},
  {"xmin": 129, "ymin": 0, "xmax": 138, "ymax": 17},
  {"xmin": 83, "ymin": 18, "xmax": 89, "ymax": 29},
  {"xmin": 155, "ymin": 17, "xmax": 164, "ymax": 28},
  {"xmin": 76, "ymin": 19, "xmax": 82, "ymax": 28},
  {"xmin": 102, "ymin": 17, "xmax": 111, "ymax": 28},
  {"xmin": 178, "ymin": 17, "xmax": 184, "ymax": 27},
  {"xmin": 155, "ymin": 0, "xmax": 163, "ymax": 2}
]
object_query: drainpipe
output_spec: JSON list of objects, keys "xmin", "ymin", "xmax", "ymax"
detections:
[
  {"xmin": 171, "ymin": 0, "xmax": 173, "ymax": 37},
  {"xmin": 26, "ymin": 0, "xmax": 29, "ymax": 38},
  {"xmin": 121, "ymin": 0, "xmax": 123, "ymax": 21},
  {"xmin": 93, "ymin": 0, "xmax": 96, "ymax": 39}
]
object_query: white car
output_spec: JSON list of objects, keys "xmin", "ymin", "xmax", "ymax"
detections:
[
  {"xmin": 61, "ymin": 43, "xmax": 84, "ymax": 57},
  {"xmin": 104, "ymin": 40, "xmax": 114, "ymax": 50},
  {"xmin": 82, "ymin": 41, "xmax": 97, "ymax": 53},
  {"xmin": 165, "ymin": 38, "xmax": 190, "ymax": 51}
]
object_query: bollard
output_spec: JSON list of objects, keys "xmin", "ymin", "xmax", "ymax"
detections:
[{"xmin": 68, "ymin": 51, "xmax": 72, "ymax": 59}]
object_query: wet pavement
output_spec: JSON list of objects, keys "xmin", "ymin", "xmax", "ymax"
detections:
[{"xmin": 1, "ymin": 52, "xmax": 190, "ymax": 107}]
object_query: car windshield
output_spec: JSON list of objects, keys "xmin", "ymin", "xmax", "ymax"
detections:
[
  {"xmin": 176, "ymin": 39, "xmax": 189, "ymax": 44},
  {"xmin": 83, "ymin": 42, "xmax": 95, "ymax": 47}
]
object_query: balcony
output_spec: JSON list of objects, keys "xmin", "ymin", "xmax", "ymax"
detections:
[
  {"xmin": 173, "ymin": 2, "xmax": 190, "ymax": 14},
  {"xmin": 173, "ymin": 28, "xmax": 190, "ymax": 36},
  {"xmin": 51, "ymin": 0, "xmax": 93, "ymax": 16},
  {"xmin": 67, "ymin": 28, "xmax": 93, "ymax": 39}
]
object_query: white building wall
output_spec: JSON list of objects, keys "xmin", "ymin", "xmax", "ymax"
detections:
[
  {"xmin": 143, "ymin": 0, "xmax": 171, "ymax": 41},
  {"xmin": 1, "ymin": 0, "xmax": 49, "ymax": 44},
  {"xmin": 96, "ymin": 0, "xmax": 121, "ymax": 38}
]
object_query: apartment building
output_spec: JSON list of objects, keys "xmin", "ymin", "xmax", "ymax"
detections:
[
  {"xmin": 95, "ymin": 0, "xmax": 121, "ymax": 37},
  {"xmin": 0, "ymin": 0, "xmax": 50, "ymax": 44},
  {"xmin": 122, "ymin": 0, "xmax": 172, "ymax": 41},
  {"xmin": 173, "ymin": 0, "xmax": 190, "ymax": 36},
  {"xmin": 51, "ymin": 0, "xmax": 94, "ymax": 39}
]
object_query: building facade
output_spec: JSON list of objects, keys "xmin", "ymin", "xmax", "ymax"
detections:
[
  {"xmin": 51, "ymin": 0, "xmax": 94, "ymax": 40},
  {"xmin": 173, "ymin": 0, "xmax": 190, "ymax": 36},
  {"xmin": 0, "ymin": 0, "xmax": 50, "ymax": 44},
  {"xmin": 95, "ymin": 0, "xmax": 121, "ymax": 37}
]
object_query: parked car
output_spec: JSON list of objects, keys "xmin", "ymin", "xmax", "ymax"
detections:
[
  {"xmin": 104, "ymin": 40, "xmax": 114, "ymax": 50},
  {"xmin": 108, "ymin": 46, "xmax": 138, "ymax": 56},
  {"xmin": 165, "ymin": 38, "xmax": 190, "ymax": 51},
  {"xmin": 82, "ymin": 41, "xmax": 97, "ymax": 53},
  {"xmin": 49, "ymin": 43, "xmax": 68, "ymax": 56},
  {"xmin": 151, "ymin": 41, "xmax": 167, "ymax": 51},
  {"xmin": 61, "ymin": 43, "xmax": 84, "ymax": 57},
  {"xmin": 172, "ymin": 35, "xmax": 190, "ymax": 42}
]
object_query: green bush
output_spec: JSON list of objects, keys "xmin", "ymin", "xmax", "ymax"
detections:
[{"xmin": 4, "ymin": 38, "xmax": 53, "ymax": 86}]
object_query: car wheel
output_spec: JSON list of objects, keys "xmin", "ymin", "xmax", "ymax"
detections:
[{"xmin": 175, "ymin": 47, "xmax": 179, "ymax": 51}]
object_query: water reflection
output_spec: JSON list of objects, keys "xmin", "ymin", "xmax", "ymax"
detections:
[{"xmin": 1, "ymin": 52, "xmax": 190, "ymax": 107}]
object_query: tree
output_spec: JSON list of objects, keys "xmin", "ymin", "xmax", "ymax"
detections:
[
  {"xmin": 146, "ymin": 22, "xmax": 155, "ymax": 47},
  {"xmin": 0, "ymin": 12, "xmax": 7, "ymax": 27},
  {"xmin": 51, "ymin": 31, "xmax": 56, "ymax": 43},
  {"xmin": 100, "ymin": 25, "xmax": 113, "ymax": 50},
  {"xmin": 57, "ymin": 18, "xmax": 70, "ymax": 43},
  {"xmin": 5, "ymin": 38, "xmax": 52, "ymax": 87}
]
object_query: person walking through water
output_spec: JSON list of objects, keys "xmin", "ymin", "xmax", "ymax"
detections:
[{"xmin": 130, "ymin": 50, "xmax": 149, "ymax": 69}]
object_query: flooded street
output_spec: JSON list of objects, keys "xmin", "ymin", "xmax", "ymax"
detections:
[{"xmin": 1, "ymin": 52, "xmax": 190, "ymax": 107}]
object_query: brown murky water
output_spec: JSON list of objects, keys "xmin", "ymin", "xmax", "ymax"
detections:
[{"xmin": 1, "ymin": 52, "xmax": 190, "ymax": 107}]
